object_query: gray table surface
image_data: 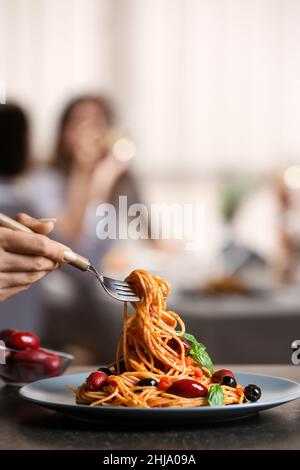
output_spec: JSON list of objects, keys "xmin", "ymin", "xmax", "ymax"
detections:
[{"xmin": 0, "ymin": 365, "xmax": 300, "ymax": 450}]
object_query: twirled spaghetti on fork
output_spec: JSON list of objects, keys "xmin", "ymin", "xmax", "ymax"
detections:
[{"xmin": 71, "ymin": 270, "xmax": 258, "ymax": 408}]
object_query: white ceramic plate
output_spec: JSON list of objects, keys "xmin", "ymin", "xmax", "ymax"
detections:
[{"xmin": 19, "ymin": 371, "xmax": 300, "ymax": 424}]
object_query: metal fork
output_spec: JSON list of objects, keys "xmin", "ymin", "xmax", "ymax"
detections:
[{"xmin": 0, "ymin": 212, "xmax": 140, "ymax": 302}]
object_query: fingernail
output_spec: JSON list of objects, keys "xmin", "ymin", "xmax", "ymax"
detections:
[
  {"xmin": 63, "ymin": 251, "xmax": 77, "ymax": 263},
  {"xmin": 40, "ymin": 218, "xmax": 57, "ymax": 223}
]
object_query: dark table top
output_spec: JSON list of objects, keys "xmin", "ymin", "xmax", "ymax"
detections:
[{"xmin": 0, "ymin": 365, "xmax": 300, "ymax": 450}]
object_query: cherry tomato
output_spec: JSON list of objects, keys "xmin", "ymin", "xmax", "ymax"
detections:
[
  {"xmin": 168, "ymin": 337, "xmax": 191, "ymax": 355},
  {"xmin": 86, "ymin": 371, "xmax": 108, "ymax": 391},
  {"xmin": 158, "ymin": 377, "xmax": 172, "ymax": 391},
  {"xmin": 185, "ymin": 356, "xmax": 193, "ymax": 366},
  {"xmin": 167, "ymin": 379, "xmax": 208, "ymax": 398},
  {"xmin": 10, "ymin": 331, "xmax": 40, "ymax": 350},
  {"xmin": 212, "ymin": 369, "xmax": 235, "ymax": 383},
  {"xmin": 194, "ymin": 368, "xmax": 203, "ymax": 378}
]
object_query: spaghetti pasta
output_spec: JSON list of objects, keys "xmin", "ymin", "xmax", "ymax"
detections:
[{"xmin": 72, "ymin": 269, "xmax": 252, "ymax": 408}]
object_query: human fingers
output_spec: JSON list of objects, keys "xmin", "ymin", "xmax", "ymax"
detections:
[
  {"xmin": 0, "ymin": 251, "xmax": 58, "ymax": 272},
  {"xmin": 0, "ymin": 228, "xmax": 74, "ymax": 264},
  {"xmin": 14, "ymin": 213, "xmax": 57, "ymax": 235}
]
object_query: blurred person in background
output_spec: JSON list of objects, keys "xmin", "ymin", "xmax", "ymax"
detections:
[
  {"xmin": 0, "ymin": 105, "xmax": 75, "ymax": 333},
  {"xmin": 0, "ymin": 103, "xmax": 43, "ymax": 331},
  {"xmin": 30, "ymin": 95, "xmax": 141, "ymax": 261},
  {"xmin": 27, "ymin": 95, "xmax": 143, "ymax": 364},
  {"xmin": 0, "ymin": 104, "xmax": 32, "ymax": 216},
  {"xmin": 52, "ymin": 95, "xmax": 139, "ymax": 242}
]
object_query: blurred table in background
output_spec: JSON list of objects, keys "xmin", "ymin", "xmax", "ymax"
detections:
[
  {"xmin": 37, "ymin": 275, "xmax": 300, "ymax": 366},
  {"xmin": 169, "ymin": 286, "xmax": 300, "ymax": 364}
]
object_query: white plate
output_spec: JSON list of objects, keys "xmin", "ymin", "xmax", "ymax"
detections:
[{"xmin": 19, "ymin": 371, "xmax": 300, "ymax": 424}]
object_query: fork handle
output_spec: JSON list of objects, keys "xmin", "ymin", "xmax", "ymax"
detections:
[{"xmin": 0, "ymin": 212, "xmax": 91, "ymax": 272}]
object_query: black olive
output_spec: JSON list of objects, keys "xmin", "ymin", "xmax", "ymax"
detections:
[
  {"xmin": 244, "ymin": 384, "xmax": 261, "ymax": 402},
  {"xmin": 136, "ymin": 378, "xmax": 158, "ymax": 387},
  {"xmin": 97, "ymin": 367, "xmax": 113, "ymax": 376},
  {"xmin": 220, "ymin": 376, "xmax": 237, "ymax": 388}
]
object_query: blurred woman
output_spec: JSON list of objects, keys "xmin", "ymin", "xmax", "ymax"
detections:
[
  {"xmin": 27, "ymin": 95, "xmax": 142, "ymax": 363},
  {"xmin": 30, "ymin": 95, "xmax": 140, "ymax": 263}
]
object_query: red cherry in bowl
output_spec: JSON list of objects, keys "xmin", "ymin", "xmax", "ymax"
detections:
[
  {"xmin": 42, "ymin": 352, "xmax": 61, "ymax": 376},
  {"xmin": 13, "ymin": 349, "xmax": 49, "ymax": 381},
  {"xmin": 167, "ymin": 379, "xmax": 208, "ymax": 398},
  {"xmin": 9, "ymin": 331, "xmax": 40, "ymax": 350},
  {"xmin": 14, "ymin": 348, "xmax": 49, "ymax": 364},
  {"xmin": 14, "ymin": 348, "xmax": 61, "ymax": 377},
  {"xmin": 86, "ymin": 371, "xmax": 108, "ymax": 391}
]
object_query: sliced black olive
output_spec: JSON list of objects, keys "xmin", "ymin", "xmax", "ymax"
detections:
[
  {"xmin": 220, "ymin": 376, "xmax": 237, "ymax": 388},
  {"xmin": 97, "ymin": 367, "xmax": 113, "ymax": 376},
  {"xmin": 136, "ymin": 378, "xmax": 158, "ymax": 387},
  {"xmin": 244, "ymin": 384, "xmax": 261, "ymax": 402}
]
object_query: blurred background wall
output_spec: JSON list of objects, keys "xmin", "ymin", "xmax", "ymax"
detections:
[
  {"xmin": 2, "ymin": 0, "xmax": 300, "ymax": 173},
  {"xmin": 1, "ymin": 0, "xmax": 300, "ymax": 364}
]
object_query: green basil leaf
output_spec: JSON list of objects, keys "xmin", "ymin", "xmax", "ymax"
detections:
[
  {"xmin": 183, "ymin": 332, "xmax": 214, "ymax": 374},
  {"xmin": 183, "ymin": 333, "xmax": 206, "ymax": 351},
  {"xmin": 189, "ymin": 347, "xmax": 214, "ymax": 374},
  {"xmin": 182, "ymin": 333, "xmax": 198, "ymax": 345},
  {"xmin": 208, "ymin": 384, "xmax": 224, "ymax": 406}
]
